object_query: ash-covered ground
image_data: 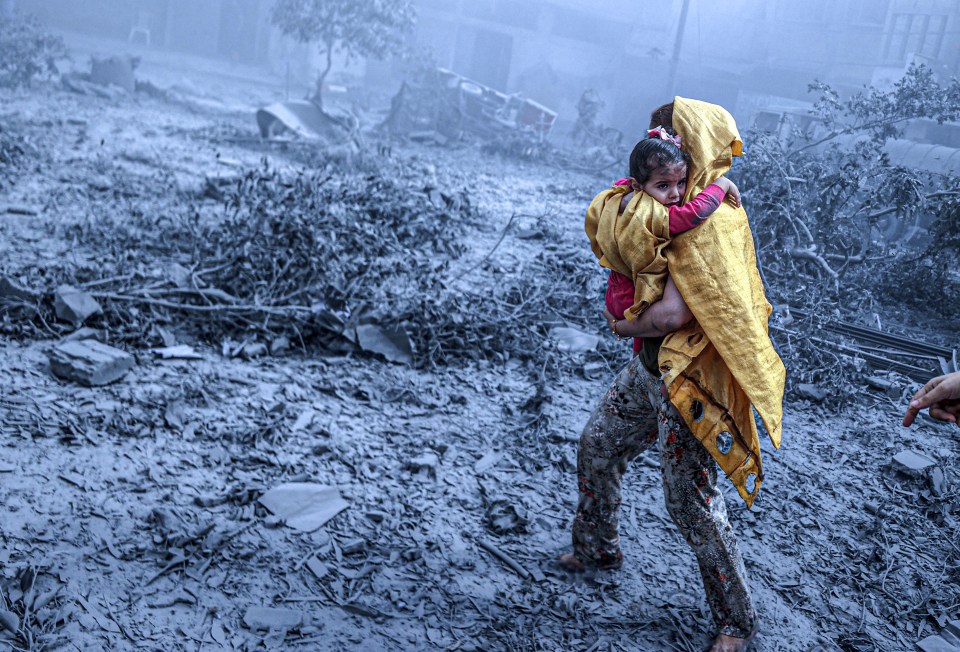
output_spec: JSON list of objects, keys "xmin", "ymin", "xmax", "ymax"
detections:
[{"xmin": 0, "ymin": 38, "xmax": 958, "ymax": 652}]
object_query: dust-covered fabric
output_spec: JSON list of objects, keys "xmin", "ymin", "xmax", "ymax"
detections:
[
  {"xmin": 585, "ymin": 96, "xmax": 784, "ymax": 507},
  {"xmin": 659, "ymin": 96, "xmax": 786, "ymax": 507},
  {"xmin": 584, "ymin": 184, "xmax": 672, "ymax": 322},
  {"xmin": 572, "ymin": 355, "xmax": 757, "ymax": 638}
]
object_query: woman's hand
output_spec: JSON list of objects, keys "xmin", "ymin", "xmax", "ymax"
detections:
[{"xmin": 715, "ymin": 176, "xmax": 741, "ymax": 208}]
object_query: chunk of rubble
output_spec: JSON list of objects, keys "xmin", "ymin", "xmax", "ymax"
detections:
[
  {"xmin": 0, "ymin": 276, "xmax": 37, "ymax": 302},
  {"xmin": 62, "ymin": 327, "xmax": 104, "ymax": 343},
  {"xmin": 892, "ymin": 449, "xmax": 936, "ymax": 475},
  {"xmin": 795, "ymin": 383, "xmax": 827, "ymax": 402},
  {"xmin": 257, "ymin": 483, "xmax": 348, "ymax": 532},
  {"xmin": 48, "ymin": 339, "xmax": 133, "ymax": 386},
  {"xmin": 242, "ymin": 606, "xmax": 302, "ymax": 631},
  {"xmin": 54, "ymin": 285, "xmax": 102, "ymax": 327},
  {"xmin": 917, "ymin": 618, "xmax": 960, "ymax": 651},
  {"xmin": 408, "ymin": 451, "xmax": 439, "ymax": 474}
]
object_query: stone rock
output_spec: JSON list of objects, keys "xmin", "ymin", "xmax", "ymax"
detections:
[
  {"xmin": 270, "ymin": 336, "xmax": 291, "ymax": 355},
  {"xmin": 917, "ymin": 619, "xmax": 960, "ymax": 651},
  {"xmin": 796, "ymin": 383, "xmax": 827, "ymax": 402},
  {"xmin": 62, "ymin": 327, "xmax": 104, "ymax": 343},
  {"xmin": 241, "ymin": 342, "xmax": 268, "ymax": 359},
  {"xmin": 892, "ymin": 449, "xmax": 936, "ymax": 475},
  {"xmin": 48, "ymin": 339, "xmax": 134, "ymax": 386},
  {"xmin": 242, "ymin": 606, "xmax": 302, "ymax": 632},
  {"xmin": 258, "ymin": 483, "xmax": 349, "ymax": 532},
  {"xmin": 54, "ymin": 285, "xmax": 102, "ymax": 327},
  {"xmin": 0, "ymin": 276, "xmax": 37, "ymax": 302},
  {"xmin": 408, "ymin": 452, "xmax": 439, "ymax": 473},
  {"xmin": 90, "ymin": 55, "xmax": 137, "ymax": 93}
]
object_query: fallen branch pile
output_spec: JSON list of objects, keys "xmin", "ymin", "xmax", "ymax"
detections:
[
  {"xmin": 3, "ymin": 158, "xmax": 607, "ymax": 369},
  {"xmin": 0, "ymin": 122, "xmax": 32, "ymax": 191}
]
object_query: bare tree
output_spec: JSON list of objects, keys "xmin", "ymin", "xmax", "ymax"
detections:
[{"xmin": 271, "ymin": 0, "xmax": 415, "ymax": 110}]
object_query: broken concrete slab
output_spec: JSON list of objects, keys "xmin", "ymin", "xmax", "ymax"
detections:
[
  {"xmin": 892, "ymin": 449, "xmax": 936, "ymax": 475},
  {"xmin": 257, "ymin": 483, "xmax": 349, "ymax": 532},
  {"xmin": 917, "ymin": 619, "xmax": 960, "ymax": 652},
  {"xmin": 242, "ymin": 606, "xmax": 302, "ymax": 632},
  {"xmin": 90, "ymin": 55, "xmax": 138, "ymax": 93},
  {"xmin": 62, "ymin": 327, "xmax": 104, "ymax": 343},
  {"xmin": 796, "ymin": 383, "xmax": 827, "ymax": 402},
  {"xmin": 305, "ymin": 557, "xmax": 328, "ymax": 580},
  {"xmin": 54, "ymin": 285, "xmax": 102, "ymax": 327},
  {"xmin": 408, "ymin": 452, "xmax": 439, "ymax": 475},
  {"xmin": 355, "ymin": 324, "xmax": 414, "ymax": 365},
  {"xmin": 474, "ymin": 450, "xmax": 502, "ymax": 474},
  {"xmin": 48, "ymin": 339, "xmax": 134, "ymax": 386},
  {"xmin": 152, "ymin": 345, "xmax": 204, "ymax": 360},
  {"xmin": 0, "ymin": 609, "xmax": 19, "ymax": 635},
  {"xmin": 0, "ymin": 276, "xmax": 37, "ymax": 302},
  {"xmin": 550, "ymin": 326, "xmax": 600, "ymax": 353},
  {"xmin": 255, "ymin": 100, "xmax": 356, "ymax": 142},
  {"xmin": 865, "ymin": 375, "xmax": 901, "ymax": 398}
]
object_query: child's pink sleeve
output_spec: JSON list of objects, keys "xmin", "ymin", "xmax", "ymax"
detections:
[
  {"xmin": 668, "ymin": 183, "xmax": 726, "ymax": 236},
  {"xmin": 605, "ymin": 271, "xmax": 643, "ymax": 353}
]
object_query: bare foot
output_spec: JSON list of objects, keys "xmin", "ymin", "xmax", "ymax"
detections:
[
  {"xmin": 555, "ymin": 553, "xmax": 586, "ymax": 571},
  {"xmin": 554, "ymin": 552, "xmax": 621, "ymax": 572}
]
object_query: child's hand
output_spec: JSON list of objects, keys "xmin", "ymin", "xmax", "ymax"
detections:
[{"xmin": 715, "ymin": 176, "xmax": 741, "ymax": 208}]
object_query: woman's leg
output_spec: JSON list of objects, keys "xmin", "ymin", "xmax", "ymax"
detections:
[
  {"xmin": 571, "ymin": 356, "xmax": 660, "ymax": 567},
  {"xmin": 655, "ymin": 387, "xmax": 757, "ymax": 638}
]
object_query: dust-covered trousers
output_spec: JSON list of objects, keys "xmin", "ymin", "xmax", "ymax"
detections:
[{"xmin": 572, "ymin": 355, "xmax": 757, "ymax": 638}]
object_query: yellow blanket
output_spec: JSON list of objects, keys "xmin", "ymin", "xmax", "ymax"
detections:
[
  {"xmin": 584, "ymin": 186, "xmax": 671, "ymax": 321},
  {"xmin": 584, "ymin": 97, "xmax": 785, "ymax": 507}
]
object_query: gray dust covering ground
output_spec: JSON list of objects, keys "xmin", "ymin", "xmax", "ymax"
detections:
[{"xmin": 1, "ymin": 37, "xmax": 959, "ymax": 652}]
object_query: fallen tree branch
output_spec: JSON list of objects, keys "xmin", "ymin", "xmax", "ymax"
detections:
[
  {"xmin": 789, "ymin": 246, "xmax": 839, "ymax": 279},
  {"xmin": 89, "ymin": 292, "xmax": 315, "ymax": 315}
]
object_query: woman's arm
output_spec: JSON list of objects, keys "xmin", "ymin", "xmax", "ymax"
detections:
[{"xmin": 605, "ymin": 275, "xmax": 693, "ymax": 339}]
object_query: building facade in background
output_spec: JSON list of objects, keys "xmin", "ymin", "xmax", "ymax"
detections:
[{"xmin": 17, "ymin": 0, "xmax": 960, "ymax": 138}]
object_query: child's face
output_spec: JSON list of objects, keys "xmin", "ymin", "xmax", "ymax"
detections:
[{"xmin": 637, "ymin": 163, "xmax": 687, "ymax": 207}]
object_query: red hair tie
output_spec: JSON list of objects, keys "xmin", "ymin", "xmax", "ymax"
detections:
[{"xmin": 647, "ymin": 126, "xmax": 681, "ymax": 148}]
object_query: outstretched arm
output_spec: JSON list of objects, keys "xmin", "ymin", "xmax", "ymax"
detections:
[
  {"xmin": 605, "ymin": 275, "xmax": 693, "ymax": 339},
  {"xmin": 903, "ymin": 372, "xmax": 960, "ymax": 426}
]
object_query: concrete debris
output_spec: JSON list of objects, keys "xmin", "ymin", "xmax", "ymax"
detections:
[
  {"xmin": 255, "ymin": 100, "xmax": 357, "ymax": 142},
  {"xmin": 61, "ymin": 73, "xmax": 127, "ymax": 100},
  {"xmin": 892, "ymin": 449, "xmax": 936, "ymax": 474},
  {"xmin": 917, "ymin": 619, "xmax": 960, "ymax": 651},
  {"xmin": 48, "ymin": 339, "xmax": 134, "ymax": 386},
  {"xmin": 0, "ymin": 276, "xmax": 37, "ymax": 302},
  {"xmin": 258, "ymin": 483, "xmax": 349, "ymax": 532},
  {"xmin": 796, "ymin": 383, "xmax": 827, "ymax": 402},
  {"xmin": 408, "ymin": 451, "xmax": 440, "ymax": 475},
  {"xmin": 242, "ymin": 606, "xmax": 302, "ymax": 632},
  {"xmin": 0, "ymin": 609, "xmax": 19, "ymax": 635},
  {"xmin": 54, "ymin": 285, "xmax": 102, "ymax": 327},
  {"xmin": 381, "ymin": 67, "xmax": 557, "ymax": 141},
  {"xmin": 269, "ymin": 336, "xmax": 291, "ymax": 355},
  {"xmin": 90, "ymin": 55, "xmax": 138, "ymax": 93},
  {"xmin": 550, "ymin": 326, "xmax": 600, "ymax": 353},
  {"xmin": 62, "ymin": 327, "xmax": 104, "ymax": 343},
  {"xmin": 152, "ymin": 344, "xmax": 204, "ymax": 360},
  {"xmin": 865, "ymin": 375, "xmax": 901, "ymax": 398}
]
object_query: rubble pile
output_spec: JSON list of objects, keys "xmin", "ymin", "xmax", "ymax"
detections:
[
  {"xmin": 1, "ymin": 156, "xmax": 605, "ymax": 369},
  {"xmin": 0, "ymin": 123, "xmax": 32, "ymax": 190}
]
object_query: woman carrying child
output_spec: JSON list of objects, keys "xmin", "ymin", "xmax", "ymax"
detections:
[{"xmin": 558, "ymin": 99, "xmax": 785, "ymax": 652}]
